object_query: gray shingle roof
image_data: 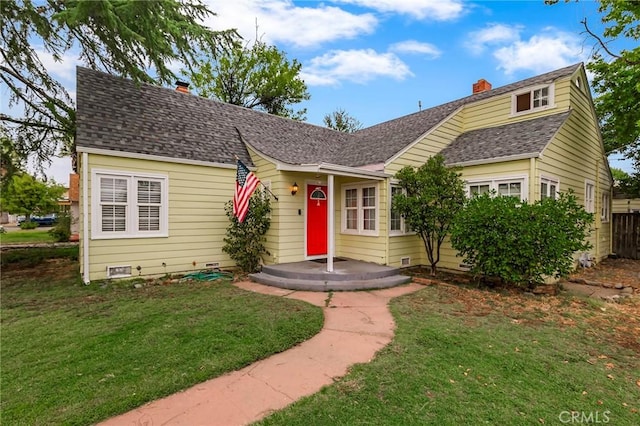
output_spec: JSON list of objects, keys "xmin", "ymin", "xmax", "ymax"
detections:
[
  {"xmin": 440, "ymin": 111, "xmax": 571, "ymax": 165},
  {"xmin": 75, "ymin": 63, "xmax": 582, "ymax": 168}
]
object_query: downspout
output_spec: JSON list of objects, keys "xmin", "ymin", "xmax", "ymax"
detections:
[
  {"xmin": 82, "ymin": 152, "xmax": 90, "ymax": 284},
  {"xmin": 327, "ymin": 174, "xmax": 334, "ymax": 273},
  {"xmin": 595, "ymin": 158, "xmax": 600, "ymax": 260},
  {"xmin": 529, "ymin": 157, "xmax": 536, "ymax": 200}
]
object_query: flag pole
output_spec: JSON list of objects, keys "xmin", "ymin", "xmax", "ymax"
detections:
[{"xmin": 234, "ymin": 154, "xmax": 278, "ymax": 201}]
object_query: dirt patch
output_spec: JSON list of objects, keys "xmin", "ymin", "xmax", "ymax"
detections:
[{"xmin": 569, "ymin": 258, "xmax": 640, "ymax": 289}]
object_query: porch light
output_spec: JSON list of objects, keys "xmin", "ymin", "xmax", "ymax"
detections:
[{"xmin": 291, "ymin": 182, "xmax": 299, "ymax": 196}]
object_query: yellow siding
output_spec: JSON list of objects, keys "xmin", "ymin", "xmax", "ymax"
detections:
[
  {"xmin": 463, "ymin": 76, "xmax": 572, "ymax": 132},
  {"xmin": 84, "ymin": 154, "xmax": 238, "ymax": 281},
  {"xmin": 537, "ymin": 70, "xmax": 612, "ymax": 262},
  {"xmin": 386, "ymin": 109, "xmax": 464, "ymax": 175},
  {"xmin": 613, "ymin": 197, "xmax": 640, "ymax": 213}
]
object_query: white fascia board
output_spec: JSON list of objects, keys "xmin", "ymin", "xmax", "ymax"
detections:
[
  {"xmin": 447, "ymin": 152, "xmax": 540, "ymax": 168},
  {"xmin": 384, "ymin": 105, "xmax": 465, "ymax": 167},
  {"xmin": 76, "ymin": 146, "xmax": 237, "ymax": 169}
]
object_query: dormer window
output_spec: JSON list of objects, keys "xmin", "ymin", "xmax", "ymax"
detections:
[{"xmin": 512, "ymin": 85, "xmax": 553, "ymax": 114}]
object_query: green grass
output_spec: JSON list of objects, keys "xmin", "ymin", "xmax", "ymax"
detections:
[
  {"xmin": 0, "ymin": 229, "xmax": 55, "ymax": 244},
  {"xmin": 1, "ymin": 250, "xmax": 324, "ymax": 425},
  {"xmin": 259, "ymin": 285, "xmax": 640, "ymax": 425}
]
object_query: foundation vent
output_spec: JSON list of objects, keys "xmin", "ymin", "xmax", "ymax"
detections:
[
  {"xmin": 400, "ymin": 257, "xmax": 411, "ymax": 267},
  {"xmin": 107, "ymin": 265, "xmax": 132, "ymax": 278},
  {"xmin": 205, "ymin": 262, "xmax": 220, "ymax": 268}
]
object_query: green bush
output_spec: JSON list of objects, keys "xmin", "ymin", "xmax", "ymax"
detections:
[
  {"xmin": 19, "ymin": 220, "xmax": 38, "ymax": 230},
  {"xmin": 49, "ymin": 211, "xmax": 71, "ymax": 242},
  {"xmin": 223, "ymin": 192, "xmax": 271, "ymax": 273},
  {"xmin": 450, "ymin": 191, "xmax": 593, "ymax": 287}
]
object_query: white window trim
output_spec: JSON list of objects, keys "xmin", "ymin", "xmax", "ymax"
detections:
[
  {"xmin": 601, "ymin": 191, "xmax": 610, "ymax": 223},
  {"xmin": 389, "ymin": 184, "xmax": 414, "ymax": 236},
  {"xmin": 341, "ymin": 181, "xmax": 379, "ymax": 236},
  {"xmin": 465, "ymin": 175, "xmax": 529, "ymax": 201},
  {"xmin": 91, "ymin": 169, "xmax": 169, "ymax": 239},
  {"xmin": 510, "ymin": 83, "xmax": 555, "ymax": 116},
  {"xmin": 540, "ymin": 175, "xmax": 560, "ymax": 200},
  {"xmin": 584, "ymin": 180, "xmax": 595, "ymax": 214}
]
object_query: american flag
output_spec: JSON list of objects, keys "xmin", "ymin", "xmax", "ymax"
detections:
[{"xmin": 233, "ymin": 160, "xmax": 260, "ymax": 223}]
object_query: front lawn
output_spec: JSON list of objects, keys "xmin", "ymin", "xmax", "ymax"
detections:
[
  {"xmin": 260, "ymin": 284, "xmax": 640, "ymax": 425},
  {"xmin": 0, "ymin": 229, "xmax": 56, "ymax": 244},
  {"xmin": 0, "ymin": 249, "xmax": 324, "ymax": 425}
]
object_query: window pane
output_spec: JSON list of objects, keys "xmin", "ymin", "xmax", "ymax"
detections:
[
  {"xmin": 101, "ymin": 205, "xmax": 126, "ymax": 232},
  {"xmin": 138, "ymin": 180, "xmax": 161, "ymax": 204},
  {"xmin": 390, "ymin": 186, "xmax": 402, "ymax": 231},
  {"xmin": 362, "ymin": 187, "xmax": 375, "ymax": 207},
  {"xmin": 541, "ymin": 182, "xmax": 548, "ymax": 199},
  {"xmin": 549, "ymin": 184, "xmax": 556, "ymax": 199},
  {"xmin": 139, "ymin": 206, "xmax": 160, "ymax": 231},
  {"xmin": 516, "ymin": 93, "xmax": 530, "ymax": 112},
  {"xmin": 470, "ymin": 184, "xmax": 490, "ymax": 195},
  {"xmin": 363, "ymin": 208, "xmax": 375, "ymax": 230},
  {"xmin": 345, "ymin": 189, "xmax": 357, "ymax": 208},
  {"xmin": 101, "ymin": 178, "xmax": 127, "ymax": 203},
  {"xmin": 346, "ymin": 209, "xmax": 357, "ymax": 229}
]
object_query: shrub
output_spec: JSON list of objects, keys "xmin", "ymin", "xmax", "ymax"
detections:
[
  {"xmin": 20, "ymin": 220, "xmax": 38, "ymax": 230},
  {"xmin": 223, "ymin": 192, "xmax": 271, "ymax": 273},
  {"xmin": 49, "ymin": 211, "xmax": 71, "ymax": 242},
  {"xmin": 450, "ymin": 191, "xmax": 593, "ymax": 287}
]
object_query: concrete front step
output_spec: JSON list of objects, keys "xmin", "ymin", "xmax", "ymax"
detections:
[
  {"xmin": 249, "ymin": 272, "xmax": 412, "ymax": 292},
  {"xmin": 261, "ymin": 262, "xmax": 401, "ymax": 282}
]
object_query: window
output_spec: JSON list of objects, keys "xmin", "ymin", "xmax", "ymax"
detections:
[
  {"xmin": 513, "ymin": 85, "xmax": 553, "ymax": 114},
  {"xmin": 92, "ymin": 170, "xmax": 168, "ymax": 239},
  {"xmin": 342, "ymin": 183, "xmax": 378, "ymax": 235},
  {"xmin": 390, "ymin": 185, "xmax": 412, "ymax": 235},
  {"xmin": 601, "ymin": 192, "xmax": 610, "ymax": 222},
  {"xmin": 466, "ymin": 177, "xmax": 527, "ymax": 201},
  {"xmin": 585, "ymin": 181, "xmax": 595, "ymax": 213},
  {"xmin": 540, "ymin": 177, "xmax": 559, "ymax": 200}
]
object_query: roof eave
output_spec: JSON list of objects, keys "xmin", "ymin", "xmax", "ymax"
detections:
[{"xmin": 446, "ymin": 152, "xmax": 541, "ymax": 168}]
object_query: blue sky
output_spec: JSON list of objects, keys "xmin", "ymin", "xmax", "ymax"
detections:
[{"xmin": 5, "ymin": 0, "xmax": 634, "ymax": 184}]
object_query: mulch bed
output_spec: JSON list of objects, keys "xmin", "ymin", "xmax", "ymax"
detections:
[{"xmin": 568, "ymin": 258, "xmax": 640, "ymax": 289}]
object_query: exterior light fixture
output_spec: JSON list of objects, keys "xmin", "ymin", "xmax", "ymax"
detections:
[{"xmin": 291, "ymin": 182, "xmax": 299, "ymax": 196}]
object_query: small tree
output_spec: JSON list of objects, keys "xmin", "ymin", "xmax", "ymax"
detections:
[
  {"xmin": 0, "ymin": 173, "xmax": 64, "ymax": 222},
  {"xmin": 450, "ymin": 191, "xmax": 594, "ymax": 287},
  {"xmin": 393, "ymin": 155, "xmax": 466, "ymax": 275},
  {"xmin": 223, "ymin": 191, "xmax": 271, "ymax": 273},
  {"xmin": 323, "ymin": 108, "xmax": 363, "ymax": 133}
]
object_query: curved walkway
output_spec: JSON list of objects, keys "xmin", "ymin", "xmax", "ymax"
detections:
[{"xmin": 99, "ymin": 281, "xmax": 423, "ymax": 426}]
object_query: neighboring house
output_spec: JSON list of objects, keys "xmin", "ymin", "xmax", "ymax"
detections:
[
  {"xmin": 75, "ymin": 63, "xmax": 612, "ymax": 283},
  {"xmin": 612, "ymin": 187, "xmax": 640, "ymax": 213}
]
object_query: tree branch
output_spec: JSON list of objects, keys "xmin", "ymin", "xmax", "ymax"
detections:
[
  {"xmin": 0, "ymin": 114, "xmax": 67, "ymax": 133},
  {"xmin": 582, "ymin": 18, "xmax": 640, "ymax": 65}
]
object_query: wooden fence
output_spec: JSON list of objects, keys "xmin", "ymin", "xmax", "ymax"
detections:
[{"xmin": 612, "ymin": 213, "xmax": 640, "ymax": 260}]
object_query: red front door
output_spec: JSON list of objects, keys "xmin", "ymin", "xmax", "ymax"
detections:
[{"xmin": 306, "ymin": 184, "xmax": 328, "ymax": 256}]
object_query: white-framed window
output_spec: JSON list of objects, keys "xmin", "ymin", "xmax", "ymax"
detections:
[
  {"xmin": 342, "ymin": 182, "xmax": 379, "ymax": 236},
  {"xmin": 390, "ymin": 184, "xmax": 412, "ymax": 235},
  {"xmin": 466, "ymin": 176, "xmax": 527, "ymax": 201},
  {"xmin": 601, "ymin": 191, "xmax": 610, "ymax": 222},
  {"xmin": 585, "ymin": 180, "xmax": 595, "ymax": 213},
  {"xmin": 540, "ymin": 176, "xmax": 559, "ymax": 200},
  {"xmin": 512, "ymin": 84, "xmax": 554, "ymax": 114},
  {"xmin": 92, "ymin": 170, "xmax": 168, "ymax": 239}
]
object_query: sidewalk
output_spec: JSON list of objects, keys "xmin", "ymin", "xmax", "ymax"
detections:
[{"xmin": 99, "ymin": 281, "xmax": 423, "ymax": 426}]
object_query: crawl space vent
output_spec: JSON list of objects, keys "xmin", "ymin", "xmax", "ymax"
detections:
[
  {"xmin": 401, "ymin": 257, "xmax": 411, "ymax": 267},
  {"xmin": 107, "ymin": 265, "xmax": 132, "ymax": 278}
]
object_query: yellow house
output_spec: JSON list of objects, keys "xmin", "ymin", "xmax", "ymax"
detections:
[{"xmin": 75, "ymin": 63, "xmax": 612, "ymax": 283}]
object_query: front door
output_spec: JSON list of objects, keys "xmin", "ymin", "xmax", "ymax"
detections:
[{"xmin": 306, "ymin": 184, "xmax": 328, "ymax": 257}]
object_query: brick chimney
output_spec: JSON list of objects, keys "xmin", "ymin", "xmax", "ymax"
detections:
[
  {"xmin": 175, "ymin": 81, "xmax": 190, "ymax": 93},
  {"xmin": 472, "ymin": 79, "xmax": 492, "ymax": 94}
]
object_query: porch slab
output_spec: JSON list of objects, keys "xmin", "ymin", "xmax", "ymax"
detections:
[{"xmin": 249, "ymin": 259, "xmax": 412, "ymax": 292}]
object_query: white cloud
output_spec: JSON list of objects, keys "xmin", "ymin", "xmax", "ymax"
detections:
[
  {"xmin": 390, "ymin": 40, "xmax": 441, "ymax": 58},
  {"xmin": 35, "ymin": 48, "xmax": 79, "ymax": 85},
  {"xmin": 493, "ymin": 30, "xmax": 587, "ymax": 75},
  {"xmin": 465, "ymin": 23, "xmax": 522, "ymax": 55},
  {"xmin": 203, "ymin": 0, "xmax": 377, "ymax": 48},
  {"xmin": 301, "ymin": 49, "xmax": 413, "ymax": 86},
  {"xmin": 336, "ymin": 0, "xmax": 465, "ymax": 20}
]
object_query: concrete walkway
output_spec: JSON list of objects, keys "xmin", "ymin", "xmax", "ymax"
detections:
[{"xmin": 99, "ymin": 281, "xmax": 423, "ymax": 426}]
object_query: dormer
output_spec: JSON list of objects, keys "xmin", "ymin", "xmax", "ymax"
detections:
[{"xmin": 510, "ymin": 83, "xmax": 555, "ymax": 116}]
